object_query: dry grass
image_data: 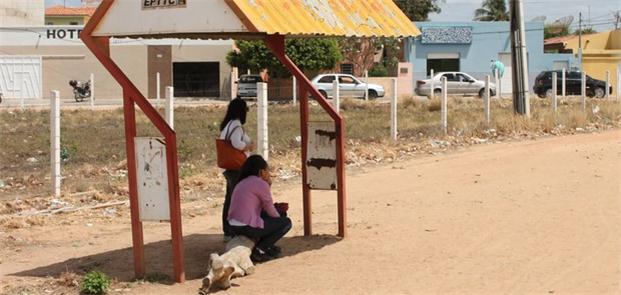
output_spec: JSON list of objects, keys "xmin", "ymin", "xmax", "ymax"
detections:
[{"xmin": 1, "ymin": 97, "xmax": 619, "ymax": 200}]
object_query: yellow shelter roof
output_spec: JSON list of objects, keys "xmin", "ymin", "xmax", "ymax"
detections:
[{"xmin": 225, "ymin": 0, "xmax": 421, "ymax": 38}]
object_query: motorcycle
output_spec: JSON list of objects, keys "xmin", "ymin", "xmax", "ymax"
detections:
[{"xmin": 68, "ymin": 80, "xmax": 91, "ymax": 102}]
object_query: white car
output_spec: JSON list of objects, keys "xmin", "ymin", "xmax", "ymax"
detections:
[
  {"xmin": 415, "ymin": 72, "xmax": 496, "ymax": 98},
  {"xmin": 236, "ymin": 74, "xmax": 263, "ymax": 98},
  {"xmin": 311, "ymin": 74, "xmax": 385, "ymax": 99}
]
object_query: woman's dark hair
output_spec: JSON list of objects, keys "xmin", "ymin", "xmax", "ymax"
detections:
[
  {"xmin": 219, "ymin": 98, "xmax": 248, "ymax": 131},
  {"xmin": 238, "ymin": 155, "xmax": 268, "ymax": 182}
]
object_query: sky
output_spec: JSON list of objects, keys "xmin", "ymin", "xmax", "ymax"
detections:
[
  {"xmin": 46, "ymin": 0, "xmax": 621, "ymax": 31},
  {"xmin": 429, "ymin": 0, "xmax": 620, "ymax": 31}
]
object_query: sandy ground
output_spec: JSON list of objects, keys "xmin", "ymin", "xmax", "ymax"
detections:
[{"xmin": 1, "ymin": 130, "xmax": 620, "ymax": 295}]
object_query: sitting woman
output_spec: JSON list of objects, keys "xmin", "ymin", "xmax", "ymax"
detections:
[{"xmin": 227, "ymin": 155, "xmax": 292, "ymax": 262}]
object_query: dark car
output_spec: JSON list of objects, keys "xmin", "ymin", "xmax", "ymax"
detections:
[{"xmin": 533, "ymin": 70, "xmax": 613, "ymax": 98}]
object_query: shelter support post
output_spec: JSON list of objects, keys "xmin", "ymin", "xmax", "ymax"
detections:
[
  {"xmin": 82, "ymin": 16, "xmax": 184, "ymax": 280},
  {"xmin": 122, "ymin": 92, "xmax": 145, "ymax": 279},
  {"xmin": 264, "ymin": 34, "xmax": 347, "ymax": 237},
  {"xmin": 299, "ymin": 85, "xmax": 312, "ymax": 236}
]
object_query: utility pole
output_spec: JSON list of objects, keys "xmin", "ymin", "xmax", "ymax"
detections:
[
  {"xmin": 578, "ymin": 12, "xmax": 583, "ymax": 71},
  {"xmin": 614, "ymin": 11, "xmax": 620, "ymax": 30},
  {"xmin": 509, "ymin": 0, "xmax": 530, "ymax": 117}
]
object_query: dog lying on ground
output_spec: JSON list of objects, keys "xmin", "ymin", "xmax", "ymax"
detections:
[{"xmin": 198, "ymin": 235, "xmax": 256, "ymax": 294}]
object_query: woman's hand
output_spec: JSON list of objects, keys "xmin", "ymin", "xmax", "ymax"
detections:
[{"xmin": 244, "ymin": 142, "xmax": 256, "ymax": 152}]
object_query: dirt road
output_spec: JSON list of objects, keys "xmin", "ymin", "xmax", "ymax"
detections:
[{"xmin": 2, "ymin": 131, "xmax": 620, "ymax": 294}]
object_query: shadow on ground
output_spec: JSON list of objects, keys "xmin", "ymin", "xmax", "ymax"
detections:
[{"xmin": 11, "ymin": 233, "xmax": 340, "ymax": 284}]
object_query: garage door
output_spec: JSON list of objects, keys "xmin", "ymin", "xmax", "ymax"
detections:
[{"xmin": 0, "ymin": 56, "xmax": 43, "ymax": 99}]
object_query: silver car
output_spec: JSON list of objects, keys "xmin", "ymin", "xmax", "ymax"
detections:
[
  {"xmin": 236, "ymin": 74, "xmax": 263, "ymax": 98},
  {"xmin": 311, "ymin": 74, "xmax": 385, "ymax": 99},
  {"xmin": 415, "ymin": 72, "xmax": 496, "ymax": 98}
]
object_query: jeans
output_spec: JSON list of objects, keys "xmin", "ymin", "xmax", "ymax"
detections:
[
  {"xmin": 222, "ymin": 169, "xmax": 239, "ymax": 236},
  {"xmin": 230, "ymin": 216, "xmax": 292, "ymax": 251}
]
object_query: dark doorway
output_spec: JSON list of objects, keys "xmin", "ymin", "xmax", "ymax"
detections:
[
  {"xmin": 426, "ymin": 59, "xmax": 459, "ymax": 76},
  {"xmin": 173, "ymin": 62, "xmax": 220, "ymax": 97}
]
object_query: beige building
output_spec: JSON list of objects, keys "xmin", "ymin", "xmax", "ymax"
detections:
[
  {"xmin": 0, "ymin": 26, "xmax": 235, "ymax": 100},
  {"xmin": 0, "ymin": 0, "xmax": 44, "ymax": 27}
]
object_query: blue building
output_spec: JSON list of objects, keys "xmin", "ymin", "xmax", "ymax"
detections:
[{"xmin": 405, "ymin": 21, "xmax": 576, "ymax": 94}]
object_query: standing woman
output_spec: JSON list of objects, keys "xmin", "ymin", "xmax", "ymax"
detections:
[{"xmin": 219, "ymin": 98, "xmax": 254, "ymax": 240}]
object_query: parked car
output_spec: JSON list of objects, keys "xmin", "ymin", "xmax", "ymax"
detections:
[
  {"xmin": 415, "ymin": 72, "xmax": 496, "ymax": 98},
  {"xmin": 236, "ymin": 74, "xmax": 263, "ymax": 98},
  {"xmin": 310, "ymin": 74, "xmax": 385, "ymax": 99},
  {"xmin": 533, "ymin": 70, "xmax": 613, "ymax": 98}
]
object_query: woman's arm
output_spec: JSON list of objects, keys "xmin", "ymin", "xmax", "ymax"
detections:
[{"xmin": 257, "ymin": 181, "xmax": 280, "ymax": 218}]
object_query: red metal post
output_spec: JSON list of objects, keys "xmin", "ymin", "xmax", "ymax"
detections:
[
  {"xmin": 81, "ymin": 0, "xmax": 185, "ymax": 282},
  {"xmin": 298, "ymin": 85, "xmax": 312, "ymax": 236},
  {"xmin": 264, "ymin": 34, "xmax": 347, "ymax": 237},
  {"xmin": 165, "ymin": 131, "xmax": 185, "ymax": 282},
  {"xmin": 123, "ymin": 90, "xmax": 145, "ymax": 278}
]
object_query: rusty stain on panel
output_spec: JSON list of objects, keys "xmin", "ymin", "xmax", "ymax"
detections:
[{"xmin": 307, "ymin": 158, "xmax": 337, "ymax": 170}]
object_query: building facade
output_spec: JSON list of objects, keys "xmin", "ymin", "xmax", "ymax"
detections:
[
  {"xmin": 545, "ymin": 30, "xmax": 621, "ymax": 91},
  {"xmin": 405, "ymin": 21, "xmax": 575, "ymax": 94},
  {"xmin": 0, "ymin": 26, "xmax": 235, "ymax": 100}
]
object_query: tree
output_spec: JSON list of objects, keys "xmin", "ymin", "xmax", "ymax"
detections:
[
  {"xmin": 574, "ymin": 27, "xmax": 597, "ymax": 35},
  {"xmin": 226, "ymin": 39, "xmax": 342, "ymax": 78},
  {"xmin": 474, "ymin": 0, "xmax": 509, "ymax": 21},
  {"xmin": 393, "ymin": 0, "xmax": 443, "ymax": 21},
  {"xmin": 544, "ymin": 23, "xmax": 570, "ymax": 39}
]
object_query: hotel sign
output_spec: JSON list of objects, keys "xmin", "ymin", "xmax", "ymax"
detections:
[{"xmin": 142, "ymin": 0, "xmax": 187, "ymax": 9}]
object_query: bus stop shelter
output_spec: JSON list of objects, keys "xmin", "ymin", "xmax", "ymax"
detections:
[{"xmin": 81, "ymin": 0, "xmax": 419, "ymax": 283}]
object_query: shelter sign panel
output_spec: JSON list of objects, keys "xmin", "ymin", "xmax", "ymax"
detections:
[
  {"xmin": 135, "ymin": 137, "xmax": 170, "ymax": 221},
  {"xmin": 143, "ymin": 0, "xmax": 187, "ymax": 9},
  {"xmin": 307, "ymin": 122, "xmax": 338, "ymax": 190}
]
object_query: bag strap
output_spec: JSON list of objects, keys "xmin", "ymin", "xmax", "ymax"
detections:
[{"xmin": 225, "ymin": 124, "xmax": 241, "ymax": 141}]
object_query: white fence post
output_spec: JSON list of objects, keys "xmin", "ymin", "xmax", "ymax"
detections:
[
  {"xmin": 257, "ymin": 82, "xmax": 269, "ymax": 161},
  {"xmin": 494, "ymin": 69, "xmax": 500, "ymax": 99},
  {"xmin": 50, "ymin": 90, "xmax": 61, "ymax": 197},
  {"xmin": 430, "ymin": 69, "xmax": 435, "ymax": 99},
  {"xmin": 561, "ymin": 68, "xmax": 566, "ymax": 98},
  {"xmin": 605, "ymin": 70, "xmax": 610, "ymax": 99},
  {"xmin": 581, "ymin": 71, "xmax": 586, "ymax": 112},
  {"xmin": 90, "ymin": 73, "xmax": 95, "ymax": 108},
  {"xmin": 156, "ymin": 72, "xmax": 161, "ymax": 106},
  {"xmin": 332, "ymin": 79, "xmax": 340, "ymax": 113},
  {"xmin": 441, "ymin": 77, "xmax": 448, "ymax": 134},
  {"xmin": 230, "ymin": 68, "xmax": 238, "ymax": 100},
  {"xmin": 617, "ymin": 66, "xmax": 620, "ymax": 101},
  {"xmin": 484, "ymin": 75, "xmax": 491, "ymax": 125},
  {"xmin": 552, "ymin": 72, "xmax": 558, "ymax": 113},
  {"xmin": 20, "ymin": 80, "xmax": 25, "ymax": 109},
  {"xmin": 391, "ymin": 78, "xmax": 398, "ymax": 141},
  {"xmin": 292, "ymin": 75, "xmax": 297, "ymax": 105},
  {"xmin": 364, "ymin": 70, "xmax": 369, "ymax": 101},
  {"xmin": 165, "ymin": 86, "xmax": 174, "ymax": 129}
]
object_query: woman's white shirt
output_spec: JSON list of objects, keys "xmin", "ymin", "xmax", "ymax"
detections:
[{"xmin": 220, "ymin": 119, "xmax": 252, "ymax": 153}]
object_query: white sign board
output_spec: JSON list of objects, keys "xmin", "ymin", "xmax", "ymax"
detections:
[
  {"xmin": 135, "ymin": 137, "xmax": 170, "ymax": 221},
  {"xmin": 307, "ymin": 122, "xmax": 338, "ymax": 190}
]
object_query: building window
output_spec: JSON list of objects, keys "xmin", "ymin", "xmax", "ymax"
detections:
[
  {"xmin": 70, "ymin": 22, "xmax": 79, "ymax": 25},
  {"xmin": 427, "ymin": 59, "xmax": 460, "ymax": 76},
  {"xmin": 340, "ymin": 63, "xmax": 354, "ymax": 75},
  {"xmin": 426, "ymin": 53, "xmax": 460, "ymax": 77},
  {"xmin": 46, "ymin": 22, "xmax": 54, "ymax": 25}
]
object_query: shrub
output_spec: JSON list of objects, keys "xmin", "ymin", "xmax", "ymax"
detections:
[{"xmin": 81, "ymin": 270, "xmax": 110, "ymax": 294}]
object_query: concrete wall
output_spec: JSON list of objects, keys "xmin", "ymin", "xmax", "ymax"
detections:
[
  {"xmin": 405, "ymin": 21, "xmax": 575, "ymax": 93},
  {"xmin": 0, "ymin": 45, "xmax": 147, "ymax": 100},
  {"xmin": 0, "ymin": 0, "xmax": 44, "ymax": 26}
]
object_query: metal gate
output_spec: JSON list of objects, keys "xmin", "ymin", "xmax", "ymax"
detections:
[{"xmin": 0, "ymin": 56, "xmax": 43, "ymax": 99}]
